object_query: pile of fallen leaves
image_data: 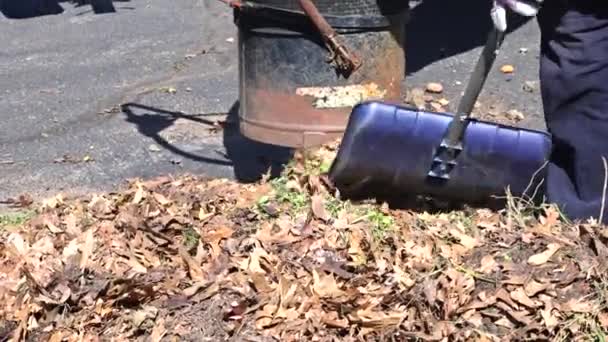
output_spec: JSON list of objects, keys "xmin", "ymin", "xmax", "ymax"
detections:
[{"xmin": 2, "ymin": 146, "xmax": 608, "ymax": 342}]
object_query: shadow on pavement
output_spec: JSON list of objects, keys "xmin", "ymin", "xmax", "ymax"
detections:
[
  {"xmin": 405, "ymin": 0, "xmax": 532, "ymax": 74},
  {"xmin": 222, "ymin": 101, "xmax": 294, "ymax": 183},
  {"xmin": 121, "ymin": 102, "xmax": 293, "ymax": 183},
  {"xmin": 0, "ymin": 0, "xmax": 130, "ymax": 19}
]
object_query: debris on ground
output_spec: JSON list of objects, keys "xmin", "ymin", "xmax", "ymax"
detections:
[
  {"xmin": 506, "ymin": 109, "xmax": 525, "ymax": 122},
  {"xmin": 500, "ymin": 65, "xmax": 515, "ymax": 74},
  {"xmin": 523, "ymin": 81, "xmax": 537, "ymax": 93},
  {"xmin": 405, "ymin": 87, "xmax": 427, "ymax": 109},
  {"xmin": 2, "ymin": 142, "xmax": 607, "ymax": 342},
  {"xmin": 425, "ymin": 82, "xmax": 444, "ymax": 94},
  {"xmin": 148, "ymin": 144, "xmax": 162, "ymax": 153},
  {"xmin": 438, "ymin": 98, "xmax": 450, "ymax": 107},
  {"xmin": 296, "ymin": 83, "xmax": 387, "ymax": 109}
]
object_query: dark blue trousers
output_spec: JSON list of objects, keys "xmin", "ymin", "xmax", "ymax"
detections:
[{"xmin": 537, "ymin": 0, "xmax": 608, "ymax": 223}]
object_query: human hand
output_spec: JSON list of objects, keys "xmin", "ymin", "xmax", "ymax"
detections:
[{"xmin": 491, "ymin": 0, "xmax": 543, "ymax": 32}]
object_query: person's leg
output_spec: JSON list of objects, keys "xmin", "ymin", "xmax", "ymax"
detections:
[{"xmin": 537, "ymin": 0, "xmax": 608, "ymax": 223}]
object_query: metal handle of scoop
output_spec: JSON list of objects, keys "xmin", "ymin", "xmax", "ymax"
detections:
[
  {"xmin": 427, "ymin": 27, "xmax": 506, "ymax": 180},
  {"xmin": 443, "ymin": 27, "xmax": 506, "ymax": 146}
]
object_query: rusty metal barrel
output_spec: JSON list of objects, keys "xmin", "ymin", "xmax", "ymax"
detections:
[{"xmin": 234, "ymin": 0, "xmax": 408, "ymax": 148}]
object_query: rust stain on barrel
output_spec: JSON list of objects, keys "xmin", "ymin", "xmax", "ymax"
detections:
[{"xmin": 237, "ymin": 8, "xmax": 407, "ymax": 148}]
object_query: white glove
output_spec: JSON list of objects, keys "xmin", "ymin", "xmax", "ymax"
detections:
[{"xmin": 491, "ymin": 0, "xmax": 543, "ymax": 32}]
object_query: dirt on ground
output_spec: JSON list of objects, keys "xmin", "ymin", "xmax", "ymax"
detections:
[{"xmin": 1, "ymin": 144, "xmax": 608, "ymax": 342}]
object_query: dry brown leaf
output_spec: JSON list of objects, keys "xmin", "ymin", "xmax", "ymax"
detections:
[
  {"xmin": 202, "ymin": 226, "xmax": 233, "ymax": 257},
  {"xmin": 80, "ymin": 228, "xmax": 95, "ymax": 270},
  {"xmin": 347, "ymin": 228, "xmax": 367, "ymax": 266},
  {"xmin": 127, "ymin": 255, "xmax": 147, "ymax": 274},
  {"xmin": 598, "ymin": 311, "xmax": 608, "ymax": 329},
  {"xmin": 559, "ymin": 298, "xmax": 599, "ymax": 313},
  {"xmin": 249, "ymin": 273, "xmax": 274, "ymax": 294},
  {"xmin": 524, "ymin": 279, "xmax": 549, "ymax": 297},
  {"xmin": 528, "ymin": 243, "xmax": 561, "ymax": 265},
  {"xmin": 7, "ymin": 232, "xmax": 27, "ymax": 256},
  {"xmin": 132, "ymin": 184, "xmax": 145, "ymax": 204},
  {"xmin": 48, "ymin": 331, "xmax": 64, "ymax": 342},
  {"xmin": 510, "ymin": 287, "xmax": 540, "ymax": 308},
  {"xmin": 495, "ymin": 301, "xmax": 533, "ymax": 325},
  {"xmin": 537, "ymin": 206, "xmax": 560, "ymax": 233},
  {"xmin": 64, "ymin": 213, "xmax": 81, "ymax": 236},
  {"xmin": 423, "ymin": 278, "xmax": 438, "ymax": 306},
  {"xmin": 494, "ymin": 317, "xmax": 515, "ymax": 328},
  {"xmin": 131, "ymin": 305, "xmax": 158, "ymax": 327},
  {"xmin": 312, "ymin": 269, "xmax": 344, "ymax": 299},
  {"xmin": 478, "ymin": 255, "xmax": 496, "ymax": 274},
  {"xmin": 179, "ymin": 246, "xmax": 206, "ymax": 282},
  {"xmin": 198, "ymin": 208, "xmax": 214, "ymax": 222},
  {"xmin": 278, "ymin": 275, "xmax": 298, "ymax": 309},
  {"xmin": 255, "ymin": 219, "xmax": 297, "ymax": 245},
  {"xmin": 255, "ymin": 303, "xmax": 278, "ymax": 329},
  {"xmin": 150, "ymin": 317, "xmax": 167, "ymax": 342},
  {"xmin": 152, "ymin": 192, "xmax": 171, "ymax": 206},
  {"xmin": 88, "ymin": 195, "xmax": 112, "ymax": 217},
  {"xmin": 496, "ymin": 288, "xmax": 519, "ymax": 309},
  {"xmin": 311, "ymin": 194, "xmax": 330, "ymax": 222},
  {"xmin": 41, "ymin": 194, "xmax": 64, "ymax": 209},
  {"xmin": 349, "ymin": 308, "xmax": 406, "ymax": 329},
  {"xmin": 321, "ymin": 311, "xmax": 349, "ymax": 329},
  {"xmin": 541, "ymin": 307, "xmax": 559, "ymax": 329},
  {"xmin": 44, "ymin": 216, "xmax": 63, "ymax": 234},
  {"xmin": 239, "ymin": 246, "xmax": 272, "ymax": 274},
  {"xmin": 449, "ymin": 228, "xmax": 478, "ymax": 250},
  {"xmin": 392, "ymin": 264, "xmax": 416, "ymax": 290}
]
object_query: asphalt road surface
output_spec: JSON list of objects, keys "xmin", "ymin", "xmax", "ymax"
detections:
[{"xmin": 0, "ymin": 0, "xmax": 546, "ymax": 202}]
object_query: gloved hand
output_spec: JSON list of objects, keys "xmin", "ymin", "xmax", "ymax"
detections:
[{"xmin": 491, "ymin": 0, "xmax": 543, "ymax": 32}]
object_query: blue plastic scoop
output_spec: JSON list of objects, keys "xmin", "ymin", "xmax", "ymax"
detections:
[{"xmin": 328, "ymin": 28, "xmax": 552, "ymax": 206}]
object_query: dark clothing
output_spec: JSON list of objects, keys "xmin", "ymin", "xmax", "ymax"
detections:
[{"xmin": 537, "ymin": 0, "xmax": 608, "ymax": 223}]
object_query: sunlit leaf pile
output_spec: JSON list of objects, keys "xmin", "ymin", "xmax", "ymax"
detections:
[{"xmin": 1, "ymin": 145, "xmax": 608, "ymax": 341}]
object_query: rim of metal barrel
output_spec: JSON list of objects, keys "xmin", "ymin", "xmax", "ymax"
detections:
[{"xmin": 234, "ymin": 1, "xmax": 410, "ymax": 29}]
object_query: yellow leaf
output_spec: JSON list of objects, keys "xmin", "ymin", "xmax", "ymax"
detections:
[{"xmin": 500, "ymin": 64, "xmax": 515, "ymax": 74}]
